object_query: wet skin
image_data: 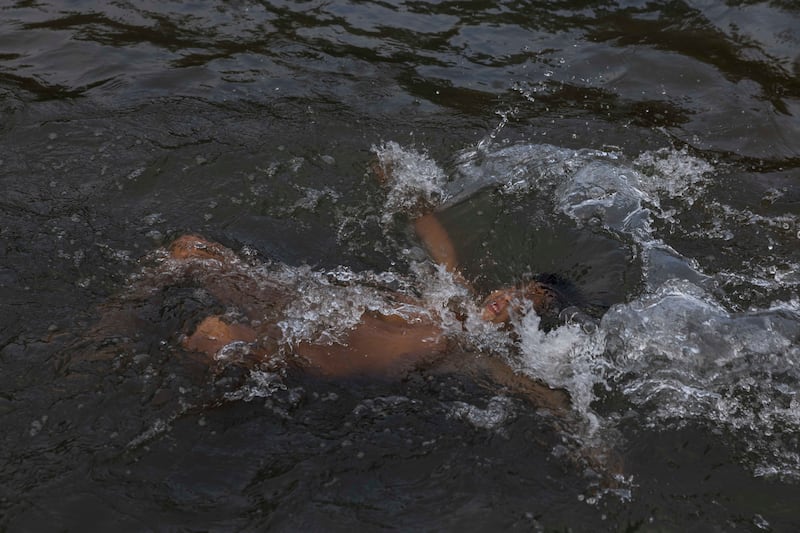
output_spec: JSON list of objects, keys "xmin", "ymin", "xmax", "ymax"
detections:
[
  {"xmin": 481, "ymin": 284, "xmax": 559, "ymax": 323},
  {"xmin": 89, "ymin": 156, "xmax": 580, "ymax": 415},
  {"xmin": 83, "ymin": 172, "xmax": 615, "ymax": 479},
  {"xmin": 162, "ymin": 159, "xmax": 576, "ymax": 410},
  {"xmin": 166, "ymin": 234, "xmax": 571, "ymax": 413}
]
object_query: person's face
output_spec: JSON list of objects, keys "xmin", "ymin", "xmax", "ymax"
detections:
[{"xmin": 481, "ymin": 289, "xmax": 516, "ymax": 323}]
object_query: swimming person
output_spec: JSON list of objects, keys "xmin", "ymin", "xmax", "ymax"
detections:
[
  {"xmin": 92, "ymin": 154, "xmax": 580, "ymax": 408},
  {"xmin": 138, "ymin": 233, "xmax": 573, "ymax": 413},
  {"xmin": 90, "ymin": 152, "xmax": 584, "ymax": 404},
  {"xmin": 75, "ymin": 153, "xmax": 621, "ymax": 488}
]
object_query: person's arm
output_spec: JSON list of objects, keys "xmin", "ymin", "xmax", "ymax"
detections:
[
  {"xmin": 427, "ymin": 351, "xmax": 571, "ymax": 415},
  {"xmin": 372, "ymin": 162, "xmax": 471, "ymax": 290},
  {"xmin": 414, "ymin": 212, "xmax": 475, "ymax": 292},
  {"xmin": 413, "ymin": 213, "xmax": 459, "ymax": 274}
]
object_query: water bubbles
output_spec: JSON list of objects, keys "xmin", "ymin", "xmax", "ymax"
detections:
[
  {"xmin": 449, "ymin": 395, "xmax": 515, "ymax": 431},
  {"xmin": 128, "ymin": 418, "xmax": 171, "ymax": 449},
  {"xmin": 290, "ymin": 186, "xmax": 339, "ymax": 211},
  {"xmin": 761, "ymin": 188, "xmax": 784, "ymax": 204},
  {"xmin": 320, "ymin": 392, "xmax": 339, "ymax": 402}
]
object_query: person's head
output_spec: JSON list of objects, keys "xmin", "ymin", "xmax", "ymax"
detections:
[
  {"xmin": 481, "ymin": 288, "xmax": 517, "ymax": 323},
  {"xmin": 480, "ymin": 281, "xmax": 561, "ymax": 324}
]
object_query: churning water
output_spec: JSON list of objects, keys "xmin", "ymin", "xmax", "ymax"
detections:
[{"xmin": 2, "ymin": 1, "xmax": 800, "ymax": 531}]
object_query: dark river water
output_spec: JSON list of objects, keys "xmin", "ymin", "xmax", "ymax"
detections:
[{"xmin": 2, "ymin": 1, "xmax": 800, "ymax": 531}]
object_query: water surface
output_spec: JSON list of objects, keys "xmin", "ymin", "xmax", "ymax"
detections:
[{"xmin": 2, "ymin": 1, "xmax": 800, "ymax": 530}]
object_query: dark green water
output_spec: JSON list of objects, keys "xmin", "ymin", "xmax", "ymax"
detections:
[{"xmin": 2, "ymin": 1, "xmax": 800, "ymax": 531}]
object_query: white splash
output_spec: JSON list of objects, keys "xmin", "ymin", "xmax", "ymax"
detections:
[
  {"xmin": 275, "ymin": 265, "xmax": 429, "ymax": 347},
  {"xmin": 448, "ymin": 395, "xmax": 516, "ymax": 431},
  {"xmin": 371, "ymin": 141, "xmax": 450, "ymax": 222},
  {"xmin": 513, "ymin": 306, "xmax": 607, "ymax": 419},
  {"xmin": 431, "ymin": 139, "xmax": 800, "ymax": 478},
  {"xmin": 209, "ymin": 139, "xmax": 799, "ymax": 481}
]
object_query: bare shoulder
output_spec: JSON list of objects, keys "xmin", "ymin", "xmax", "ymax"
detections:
[{"xmin": 169, "ymin": 234, "xmax": 236, "ymax": 262}]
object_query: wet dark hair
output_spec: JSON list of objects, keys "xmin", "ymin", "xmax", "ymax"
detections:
[
  {"xmin": 528, "ymin": 273, "xmax": 586, "ymax": 331},
  {"xmin": 532, "ymin": 273, "xmax": 583, "ymax": 305}
]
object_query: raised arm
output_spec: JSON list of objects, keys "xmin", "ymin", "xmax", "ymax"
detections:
[
  {"xmin": 372, "ymin": 158, "xmax": 472, "ymax": 291},
  {"xmin": 413, "ymin": 213, "xmax": 458, "ymax": 274}
]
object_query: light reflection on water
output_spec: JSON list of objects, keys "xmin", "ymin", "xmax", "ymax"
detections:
[{"xmin": 2, "ymin": 0, "xmax": 800, "ymax": 530}]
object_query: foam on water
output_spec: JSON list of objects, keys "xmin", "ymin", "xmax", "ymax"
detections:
[{"xmin": 448, "ymin": 395, "xmax": 517, "ymax": 432}]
